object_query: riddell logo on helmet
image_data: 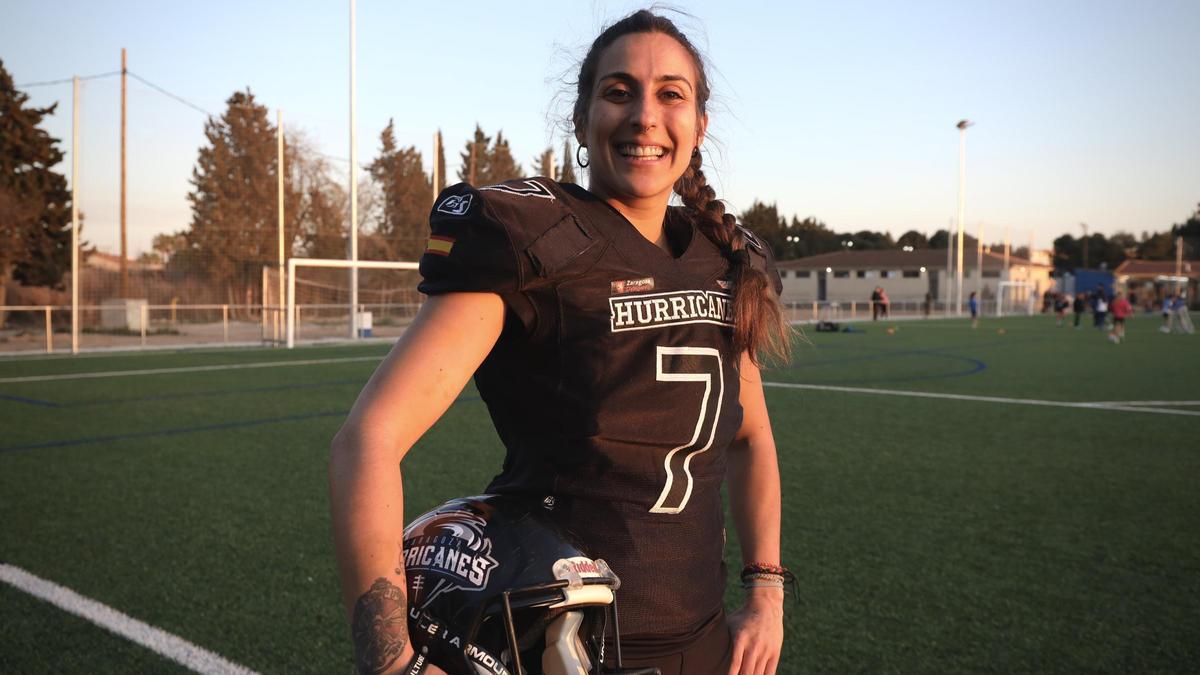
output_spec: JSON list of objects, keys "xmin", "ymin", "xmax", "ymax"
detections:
[{"xmin": 558, "ymin": 557, "xmax": 601, "ymax": 577}]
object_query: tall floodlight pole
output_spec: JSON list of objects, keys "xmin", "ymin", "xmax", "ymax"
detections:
[
  {"xmin": 955, "ymin": 120, "xmax": 973, "ymax": 315},
  {"xmin": 1176, "ymin": 236, "xmax": 1185, "ymax": 295},
  {"xmin": 71, "ymin": 76, "xmax": 80, "ymax": 354},
  {"xmin": 348, "ymin": 0, "xmax": 359, "ymax": 339},
  {"xmin": 976, "ymin": 222, "xmax": 984, "ymax": 300},
  {"xmin": 277, "ymin": 109, "xmax": 286, "ymax": 344},
  {"xmin": 120, "ymin": 48, "xmax": 129, "ymax": 299},
  {"xmin": 944, "ymin": 218, "xmax": 953, "ymax": 315}
]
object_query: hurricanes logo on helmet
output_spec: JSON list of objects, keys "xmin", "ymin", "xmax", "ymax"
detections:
[{"xmin": 402, "ymin": 509, "xmax": 500, "ymax": 607}]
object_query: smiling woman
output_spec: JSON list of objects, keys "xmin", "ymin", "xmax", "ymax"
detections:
[{"xmin": 330, "ymin": 9, "xmax": 792, "ymax": 675}]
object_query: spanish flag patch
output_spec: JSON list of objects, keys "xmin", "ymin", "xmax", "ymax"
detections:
[{"xmin": 425, "ymin": 235, "xmax": 455, "ymax": 257}]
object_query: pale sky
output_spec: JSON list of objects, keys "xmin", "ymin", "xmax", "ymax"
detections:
[{"xmin": 3, "ymin": 0, "xmax": 1197, "ymax": 257}]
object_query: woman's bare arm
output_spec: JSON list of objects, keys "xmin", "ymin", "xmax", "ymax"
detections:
[{"xmin": 329, "ymin": 292, "xmax": 504, "ymax": 674}]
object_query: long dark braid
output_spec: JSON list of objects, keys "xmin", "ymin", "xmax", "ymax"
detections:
[
  {"xmin": 675, "ymin": 146, "xmax": 790, "ymax": 364},
  {"xmin": 574, "ymin": 9, "xmax": 791, "ymax": 364}
]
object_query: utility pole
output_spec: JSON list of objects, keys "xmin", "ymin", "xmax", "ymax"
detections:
[
  {"xmin": 1080, "ymin": 223, "xmax": 1089, "ymax": 269},
  {"xmin": 120, "ymin": 48, "xmax": 128, "ymax": 298}
]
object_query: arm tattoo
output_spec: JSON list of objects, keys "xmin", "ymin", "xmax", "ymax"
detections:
[{"xmin": 352, "ymin": 577, "xmax": 409, "ymax": 675}]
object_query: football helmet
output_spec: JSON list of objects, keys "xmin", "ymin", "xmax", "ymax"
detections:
[{"xmin": 402, "ymin": 494, "xmax": 657, "ymax": 675}]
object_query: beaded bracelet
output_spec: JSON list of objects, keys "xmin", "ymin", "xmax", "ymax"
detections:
[{"xmin": 741, "ymin": 562, "xmax": 789, "ymax": 578}]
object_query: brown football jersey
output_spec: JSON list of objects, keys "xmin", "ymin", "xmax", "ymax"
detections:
[{"xmin": 418, "ymin": 177, "xmax": 780, "ymax": 649}]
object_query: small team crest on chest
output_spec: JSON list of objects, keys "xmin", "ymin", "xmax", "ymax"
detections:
[
  {"xmin": 715, "ymin": 279, "xmax": 731, "ymax": 290},
  {"xmin": 436, "ymin": 193, "xmax": 473, "ymax": 216},
  {"xmin": 611, "ymin": 277, "xmax": 655, "ymax": 294}
]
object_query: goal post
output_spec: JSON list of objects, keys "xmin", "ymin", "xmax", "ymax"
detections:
[
  {"xmin": 996, "ymin": 281, "xmax": 1036, "ymax": 317},
  {"xmin": 287, "ymin": 258, "xmax": 420, "ymax": 348}
]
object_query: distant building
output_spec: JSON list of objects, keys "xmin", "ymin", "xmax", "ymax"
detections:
[
  {"xmin": 1113, "ymin": 259, "xmax": 1198, "ymax": 308},
  {"xmin": 85, "ymin": 251, "xmax": 164, "ymax": 273},
  {"xmin": 774, "ymin": 248, "xmax": 1052, "ymax": 305}
]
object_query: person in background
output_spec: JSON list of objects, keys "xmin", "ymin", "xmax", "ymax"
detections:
[
  {"xmin": 1160, "ymin": 293, "xmax": 1174, "ymax": 333},
  {"xmin": 879, "ymin": 288, "xmax": 890, "ymax": 319},
  {"xmin": 968, "ymin": 291, "xmax": 979, "ymax": 329},
  {"xmin": 1054, "ymin": 292, "xmax": 1070, "ymax": 326},
  {"xmin": 1091, "ymin": 285, "xmax": 1109, "ymax": 329},
  {"xmin": 871, "ymin": 286, "xmax": 883, "ymax": 320},
  {"xmin": 1073, "ymin": 292, "xmax": 1087, "ymax": 329},
  {"xmin": 1108, "ymin": 291, "xmax": 1132, "ymax": 343}
]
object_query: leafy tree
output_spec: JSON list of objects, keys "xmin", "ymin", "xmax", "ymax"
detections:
[
  {"xmin": 367, "ymin": 119, "xmax": 432, "ymax": 261},
  {"xmin": 738, "ymin": 201, "xmax": 787, "ymax": 256},
  {"xmin": 929, "ymin": 229, "xmax": 952, "ymax": 249},
  {"xmin": 0, "ymin": 59, "xmax": 75, "ymax": 301},
  {"xmin": 185, "ymin": 89, "xmax": 303, "ymax": 308},
  {"xmin": 897, "ymin": 230, "xmax": 928, "ymax": 248},
  {"xmin": 844, "ymin": 230, "xmax": 895, "ymax": 251},
  {"xmin": 457, "ymin": 125, "xmax": 522, "ymax": 185},
  {"xmin": 784, "ymin": 216, "xmax": 840, "ymax": 259},
  {"xmin": 1053, "ymin": 232, "xmax": 1126, "ymax": 271},
  {"xmin": 1137, "ymin": 231, "xmax": 1175, "ymax": 260},
  {"xmin": 560, "ymin": 138, "xmax": 577, "ymax": 184},
  {"xmin": 1171, "ymin": 203, "xmax": 1200, "ymax": 259},
  {"xmin": 487, "ymin": 131, "xmax": 522, "ymax": 183}
]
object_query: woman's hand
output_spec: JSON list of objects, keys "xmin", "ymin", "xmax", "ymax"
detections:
[{"xmin": 726, "ymin": 589, "xmax": 784, "ymax": 675}]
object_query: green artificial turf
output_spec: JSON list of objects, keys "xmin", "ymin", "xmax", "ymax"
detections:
[{"xmin": 1, "ymin": 316, "xmax": 1197, "ymax": 673}]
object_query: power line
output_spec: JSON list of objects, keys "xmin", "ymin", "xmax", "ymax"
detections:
[
  {"xmin": 16, "ymin": 71, "xmax": 121, "ymax": 88},
  {"xmin": 126, "ymin": 70, "xmax": 212, "ymax": 117},
  {"xmin": 17, "ymin": 68, "xmax": 354, "ymax": 166}
]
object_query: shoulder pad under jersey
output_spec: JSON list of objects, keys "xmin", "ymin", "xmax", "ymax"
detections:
[
  {"xmin": 418, "ymin": 177, "xmax": 603, "ymax": 295},
  {"xmin": 736, "ymin": 225, "xmax": 783, "ymax": 297}
]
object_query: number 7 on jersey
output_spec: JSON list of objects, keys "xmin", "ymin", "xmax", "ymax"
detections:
[{"xmin": 650, "ymin": 347, "xmax": 724, "ymax": 514}]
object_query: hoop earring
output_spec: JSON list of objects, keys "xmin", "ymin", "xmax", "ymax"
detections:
[{"xmin": 576, "ymin": 144, "xmax": 589, "ymax": 168}]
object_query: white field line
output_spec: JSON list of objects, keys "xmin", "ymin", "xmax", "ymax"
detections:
[
  {"xmin": 0, "ymin": 564, "xmax": 260, "ymax": 675},
  {"xmin": 0, "ymin": 355, "xmax": 381, "ymax": 384},
  {"xmin": 763, "ymin": 382, "xmax": 1200, "ymax": 417},
  {"xmin": 1086, "ymin": 400, "xmax": 1200, "ymax": 407}
]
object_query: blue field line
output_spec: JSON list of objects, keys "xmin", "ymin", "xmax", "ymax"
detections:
[
  {"xmin": 61, "ymin": 378, "xmax": 368, "ymax": 408},
  {"xmin": 0, "ymin": 410, "xmax": 350, "ymax": 453},
  {"xmin": 0, "ymin": 393, "xmax": 61, "ymax": 408},
  {"xmin": 0, "ymin": 395, "xmax": 484, "ymax": 453},
  {"xmin": 814, "ymin": 351, "xmax": 988, "ymax": 384}
]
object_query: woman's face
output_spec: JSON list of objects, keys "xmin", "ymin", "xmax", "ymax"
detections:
[{"xmin": 580, "ymin": 31, "xmax": 707, "ymax": 211}]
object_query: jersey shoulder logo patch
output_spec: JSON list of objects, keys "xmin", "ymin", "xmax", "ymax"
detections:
[
  {"xmin": 478, "ymin": 178, "xmax": 555, "ymax": 201},
  {"xmin": 735, "ymin": 225, "xmax": 764, "ymax": 252},
  {"xmin": 436, "ymin": 193, "xmax": 473, "ymax": 216}
]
